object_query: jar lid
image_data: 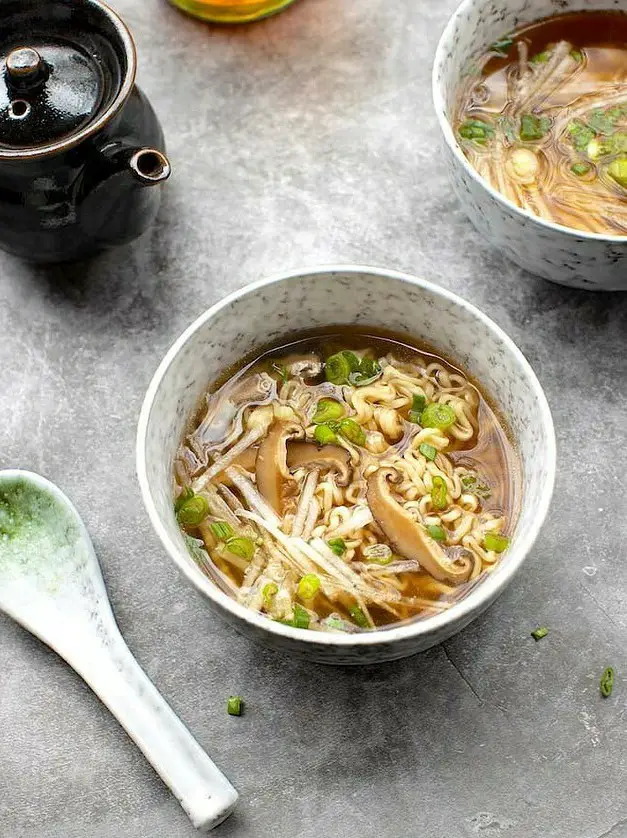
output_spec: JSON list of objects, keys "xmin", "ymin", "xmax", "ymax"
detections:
[{"xmin": 0, "ymin": 1, "xmax": 136, "ymax": 159}]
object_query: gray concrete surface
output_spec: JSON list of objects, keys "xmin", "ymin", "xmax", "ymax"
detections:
[{"xmin": 1, "ymin": 1, "xmax": 626, "ymax": 836}]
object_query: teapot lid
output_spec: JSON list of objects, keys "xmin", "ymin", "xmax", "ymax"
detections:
[{"xmin": 0, "ymin": 0, "xmax": 136, "ymax": 160}]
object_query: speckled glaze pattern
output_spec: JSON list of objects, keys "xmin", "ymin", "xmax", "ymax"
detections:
[
  {"xmin": 137, "ymin": 266, "xmax": 556, "ymax": 665},
  {"xmin": 433, "ymin": 0, "xmax": 627, "ymax": 290}
]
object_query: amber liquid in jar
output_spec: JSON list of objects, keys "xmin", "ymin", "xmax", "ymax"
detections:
[{"xmin": 169, "ymin": 0, "xmax": 298, "ymax": 23}]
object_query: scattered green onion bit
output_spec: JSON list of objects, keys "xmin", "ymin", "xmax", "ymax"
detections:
[
  {"xmin": 210, "ymin": 520, "xmax": 235, "ymax": 541},
  {"xmin": 569, "ymin": 48, "xmax": 583, "ymax": 62},
  {"xmin": 227, "ymin": 696, "xmax": 243, "ymax": 716},
  {"xmin": 567, "ymin": 120, "xmax": 595, "ymax": 152},
  {"xmin": 262, "ymin": 582, "xmax": 278, "ymax": 607},
  {"xmin": 314, "ymin": 423, "xmax": 338, "ymax": 445},
  {"xmin": 600, "ymin": 666, "xmax": 615, "ymax": 698},
  {"xmin": 520, "ymin": 113, "xmax": 551, "ymax": 142},
  {"xmin": 328, "ymin": 537, "xmax": 346, "ymax": 556},
  {"xmin": 409, "ymin": 392, "xmax": 427, "ymax": 423},
  {"xmin": 418, "ymin": 443, "xmax": 437, "ymax": 462},
  {"xmin": 312, "ymin": 398, "xmax": 345, "ymax": 424},
  {"xmin": 226, "ymin": 536, "xmax": 255, "ymax": 560},
  {"xmin": 570, "ymin": 161, "xmax": 592, "ymax": 177},
  {"xmin": 461, "ymin": 473, "xmax": 492, "ymax": 499},
  {"xmin": 338, "ymin": 418, "xmax": 366, "ymax": 446},
  {"xmin": 349, "ymin": 357, "xmax": 382, "ymax": 387},
  {"xmin": 431, "ymin": 475, "xmax": 448, "ymax": 510},
  {"xmin": 426, "ymin": 524, "xmax": 446, "ymax": 542},
  {"xmin": 325, "ymin": 351, "xmax": 360, "ymax": 385},
  {"xmin": 349, "ymin": 605, "xmax": 369, "ymax": 628},
  {"xmin": 588, "ymin": 108, "xmax": 617, "ymax": 135},
  {"xmin": 530, "ymin": 49, "xmax": 551, "ymax": 64},
  {"xmin": 176, "ymin": 494, "xmax": 210, "ymax": 527},
  {"xmin": 298, "ymin": 574, "xmax": 321, "ymax": 600},
  {"xmin": 292, "ymin": 604, "xmax": 310, "ymax": 629},
  {"xmin": 490, "ymin": 35, "xmax": 513, "ymax": 55},
  {"xmin": 459, "ymin": 118, "xmax": 494, "ymax": 144},
  {"xmin": 531, "ymin": 626, "xmax": 549, "ymax": 641},
  {"xmin": 483, "ymin": 532, "xmax": 510, "ymax": 553},
  {"xmin": 608, "ymin": 157, "xmax": 627, "ymax": 189},
  {"xmin": 174, "ymin": 487, "xmax": 194, "ymax": 514},
  {"xmin": 420, "ymin": 402, "xmax": 456, "ymax": 430}
]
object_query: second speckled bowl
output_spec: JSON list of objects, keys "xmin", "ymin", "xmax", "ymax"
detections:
[{"xmin": 137, "ymin": 266, "xmax": 555, "ymax": 665}]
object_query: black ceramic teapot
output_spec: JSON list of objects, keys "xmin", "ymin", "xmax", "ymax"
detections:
[{"xmin": 0, "ymin": 0, "xmax": 171, "ymax": 263}]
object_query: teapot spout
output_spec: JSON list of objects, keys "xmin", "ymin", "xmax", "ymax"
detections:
[{"xmin": 128, "ymin": 148, "xmax": 171, "ymax": 185}]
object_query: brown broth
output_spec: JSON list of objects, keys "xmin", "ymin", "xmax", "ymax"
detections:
[
  {"xmin": 456, "ymin": 11, "xmax": 627, "ymax": 235},
  {"xmin": 176, "ymin": 330, "xmax": 522, "ymax": 630}
]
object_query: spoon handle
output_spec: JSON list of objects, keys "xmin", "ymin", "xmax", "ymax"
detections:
[{"xmin": 71, "ymin": 629, "xmax": 238, "ymax": 831}]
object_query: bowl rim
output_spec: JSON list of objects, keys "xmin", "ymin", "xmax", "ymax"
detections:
[
  {"xmin": 431, "ymin": 0, "xmax": 627, "ymax": 244},
  {"xmin": 136, "ymin": 264, "xmax": 556, "ymax": 649}
]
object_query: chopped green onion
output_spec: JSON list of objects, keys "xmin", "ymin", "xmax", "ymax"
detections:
[
  {"xmin": 567, "ymin": 120, "xmax": 595, "ymax": 152},
  {"xmin": 431, "ymin": 475, "xmax": 448, "ymax": 510},
  {"xmin": 588, "ymin": 108, "xmax": 617, "ymax": 135},
  {"xmin": 327, "ymin": 537, "xmax": 346, "ymax": 556},
  {"xmin": 176, "ymin": 494, "xmax": 210, "ymax": 526},
  {"xmin": 298, "ymin": 574, "xmax": 321, "ymax": 600},
  {"xmin": 312, "ymin": 398, "xmax": 345, "ymax": 424},
  {"xmin": 420, "ymin": 402, "xmax": 456, "ymax": 430},
  {"xmin": 459, "ymin": 118, "xmax": 494, "ymax": 144},
  {"xmin": 608, "ymin": 157, "xmax": 627, "ymax": 189},
  {"xmin": 226, "ymin": 536, "xmax": 255, "ymax": 560},
  {"xmin": 210, "ymin": 521, "xmax": 235, "ymax": 541},
  {"xmin": 324, "ymin": 616, "xmax": 348, "ymax": 632},
  {"xmin": 483, "ymin": 532, "xmax": 510, "ymax": 553},
  {"xmin": 530, "ymin": 49, "xmax": 551, "ymax": 64},
  {"xmin": 412, "ymin": 393, "xmax": 427, "ymax": 414},
  {"xmin": 325, "ymin": 351, "xmax": 360, "ymax": 385},
  {"xmin": 262, "ymin": 582, "xmax": 278, "ymax": 607},
  {"xmin": 426, "ymin": 524, "xmax": 446, "ymax": 542},
  {"xmin": 520, "ymin": 113, "xmax": 551, "ymax": 142},
  {"xmin": 227, "ymin": 696, "xmax": 243, "ymax": 716},
  {"xmin": 569, "ymin": 48, "xmax": 583, "ymax": 62},
  {"xmin": 531, "ymin": 626, "xmax": 548, "ymax": 641},
  {"xmin": 349, "ymin": 357, "xmax": 382, "ymax": 387},
  {"xmin": 419, "ymin": 442, "xmax": 437, "ymax": 461},
  {"xmin": 600, "ymin": 666, "xmax": 615, "ymax": 698},
  {"xmin": 461, "ymin": 473, "xmax": 492, "ymax": 499},
  {"xmin": 314, "ymin": 423, "xmax": 338, "ymax": 445},
  {"xmin": 570, "ymin": 161, "xmax": 592, "ymax": 176},
  {"xmin": 338, "ymin": 418, "xmax": 366, "ymax": 446},
  {"xmin": 349, "ymin": 605, "xmax": 369, "ymax": 628},
  {"xmin": 292, "ymin": 603, "xmax": 310, "ymax": 629},
  {"xmin": 489, "ymin": 36, "xmax": 513, "ymax": 55},
  {"xmin": 174, "ymin": 487, "xmax": 194, "ymax": 514},
  {"xmin": 364, "ymin": 552, "xmax": 393, "ymax": 565},
  {"xmin": 271, "ymin": 361, "xmax": 288, "ymax": 383}
]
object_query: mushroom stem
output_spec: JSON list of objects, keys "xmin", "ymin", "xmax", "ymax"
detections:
[{"xmin": 366, "ymin": 468, "xmax": 472, "ymax": 585}]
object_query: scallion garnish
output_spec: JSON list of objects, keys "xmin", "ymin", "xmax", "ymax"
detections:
[
  {"xmin": 348, "ymin": 357, "xmax": 382, "ymax": 386},
  {"xmin": 349, "ymin": 605, "xmax": 369, "ymax": 628},
  {"xmin": 325, "ymin": 351, "xmax": 359, "ymax": 385},
  {"xmin": 262, "ymin": 582, "xmax": 278, "ymax": 607},
  {"xmin": 328, "ymin": 537, "xmax": 346, "ymax": 556},
  {"xmin": 419, "ymin": 442, "xmax": 437, "ymax": 461},
  {"xmin": 227, "ymin": 696, "xmax": 243, "ymax": 716},
  {"xmin": 292, "ymin": 604, "xmax": 310, "ymax": 629},
  {"xmin": 420, "ymin": 402, "xmax": 456, "ymax": 430},
  {"xmin": 226, "ymin": 536, "xmax": 255, "ymax": 560},
  {"xmin": 531, "ymin": 626, "xmax": 548, "ymax": 641},
  {"xmin": 489, "ymin": 35, "xmax": 513, "ymax": 56},
  {"xmin": 312, "ymin": 398, "xmax": 345, "ymax": 424},
  {"xmin": 210, "ymin": 521, "xmax": 235, "ymax": 541},
  {"xmin": 314, "ymin": 423, "xmax": 338, "ymax": 445},
  {"xmin": 409, "ymin": 393, "xmax": 427, "ymax": 423},
  {"xmin": 176, "ymin": 494, "xmax": 210, "ymax": 526},
  {"xmin": 431, "ymin": 475, "xmax": 448, "ymax": 510},
  {"xmin": 459, "ymin": 118, "xmax": 494, "ymax": 144},
  {"xmin": 271, "ymin": 361, "xmax": 288, "ymax": 383},
  {"xmin": 570, "ymin": 161, "xmax": 591, "ymax": 177},
  {"xmin": 426, "ymin": 524, "xmax": 446, "ymax": 542},
  {"xmin": 600, "ymin": 666, "xmax": 615, "ymax": 698},
  {"xmin": 483, "ymin": 532, "xmax": 510, "ymax": 553},
  {"xmin": 174, "ymin": 487, "xmax": 194, "ymax": 514},
  {"xmin": 520, "ymin": 113, "xmax": 551, "ymax": 142},
  {"xmin": 298, "ymin": 574, "xmax": 321, "ymax": 600},
  {"xmin": 337, "ymin": 418, "xmax": 366, "ymax": 446}
]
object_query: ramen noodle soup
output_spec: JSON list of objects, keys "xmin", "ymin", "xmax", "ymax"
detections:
[
  {"xmin": 174, "ymin": 332, "xmax": 521, "ymax": 633},
  {"xmin": 455, "ymin": 11, "xmax": 627, "ymax": 235}
]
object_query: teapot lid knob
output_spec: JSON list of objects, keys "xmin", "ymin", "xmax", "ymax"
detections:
[{"xmin": 6, "ymin": 48, "xmax": 44, "ymax": 85}]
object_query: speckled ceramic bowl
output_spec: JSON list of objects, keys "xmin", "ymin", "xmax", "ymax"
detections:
[
  {"xmin": 433, "ymin": 0, "xmax": 627, "ymax": 290},
  {"xmin": 137, "ymin": 266, "xmax": 555, "ymax": 665}
]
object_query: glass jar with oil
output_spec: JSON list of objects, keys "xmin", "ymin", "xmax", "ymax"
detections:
[{"xmin": 169, "ymin": 0, "xmax": 298, "ymax": 23}]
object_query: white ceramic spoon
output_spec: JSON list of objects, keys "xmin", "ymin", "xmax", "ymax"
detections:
[{"xmin": 0, "ymin": 469, "xmax": 238, "ymax": 831}]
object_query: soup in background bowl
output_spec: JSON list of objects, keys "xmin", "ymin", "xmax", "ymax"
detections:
[
  {"xmin": 433, "ymin": 0, "xmax": 627, "ymax": 290},
  {"xmin": 137, "ymin": 266, "xmax": 555, "ymax": 665}
]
